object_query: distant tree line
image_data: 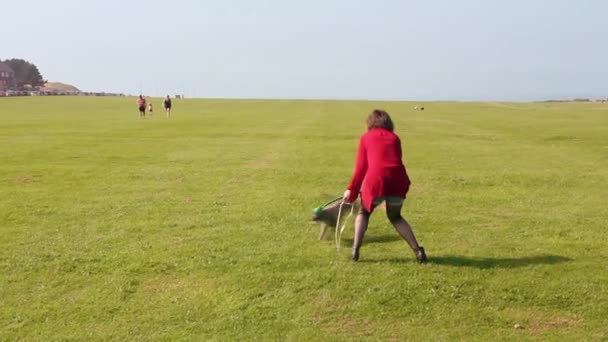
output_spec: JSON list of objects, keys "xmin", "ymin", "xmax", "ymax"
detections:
[{"xmin": 1, "ymin": 58, "xmax": 46, "ymax": 89}]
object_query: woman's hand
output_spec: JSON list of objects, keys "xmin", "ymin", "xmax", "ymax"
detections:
[{"xmin": 343, "ymin": 189, "xmax": 352, "ymax": 203}]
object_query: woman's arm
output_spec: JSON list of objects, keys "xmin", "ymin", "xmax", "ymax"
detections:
[{"xmin": 346, "ymin": 135, "xmax": 368, "ymax": 202}]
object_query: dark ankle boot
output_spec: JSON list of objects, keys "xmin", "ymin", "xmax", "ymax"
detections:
[
  {"xmin": 416, "ymin": 247, "xmax": 427, "ymax": 264},
  {"xmin": 351, "ymin": 248, "xmax": 360, "ymax": 262}
]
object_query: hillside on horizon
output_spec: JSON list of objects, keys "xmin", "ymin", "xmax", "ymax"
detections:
[{"xmin": 41, "ymin": 82, "xmax": 80, "ymax": 93}]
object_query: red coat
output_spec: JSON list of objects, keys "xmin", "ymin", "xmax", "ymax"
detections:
[{"xmin": 347, "ymin": 128, "xmax": 411, "ymax": 212}]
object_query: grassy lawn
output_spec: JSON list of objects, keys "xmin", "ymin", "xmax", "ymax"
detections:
[{"xmin": 1, "ymin": 96, "xmax": 607, "ymax": 340}]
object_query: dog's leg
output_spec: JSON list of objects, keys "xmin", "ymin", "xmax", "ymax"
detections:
[{"xmin": 319, "ymin": 223, "xmax": 328, "ymax": 240}]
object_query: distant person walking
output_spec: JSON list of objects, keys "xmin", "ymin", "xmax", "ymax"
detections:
[
  {"xmin": 163, "ymin": 95, "xmax": 172, "ymax": 118},
  {"xmin": 137, "ymin": 95, "xmax": 146, "ymax": 118}
]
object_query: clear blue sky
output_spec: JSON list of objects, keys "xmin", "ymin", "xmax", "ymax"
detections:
[{"xmin": 4, "ymin": 0, "xmax": 607, "ymax": 100}]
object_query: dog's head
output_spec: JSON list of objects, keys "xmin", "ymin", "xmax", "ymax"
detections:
[
  {"xmin": 312, "ymin": 203, "xmax": 339, "ymax": 227},
  {"xmin": 311, "ymin": 200, "xmax": 358, "ymax": 227}
]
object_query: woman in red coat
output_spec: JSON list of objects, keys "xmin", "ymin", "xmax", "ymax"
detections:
[{"xmin": 343, "ymin": 110, "xmax": 427, "ymax": 263}]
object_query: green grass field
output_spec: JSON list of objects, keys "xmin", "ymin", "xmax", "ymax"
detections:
[{"xmin": 1, "ymin": 96, "xmax": 607, "ymax": 340}]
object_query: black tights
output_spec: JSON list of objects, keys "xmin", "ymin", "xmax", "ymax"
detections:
[{"xmin": 352, "ymin": 202, "xmax": 422, "ymax": 255}]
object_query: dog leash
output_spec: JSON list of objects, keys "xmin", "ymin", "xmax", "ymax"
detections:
[
  {"xmin": 335, "ymin": 201, "xmax": 355, "ymax": 253},
  {"xmin": 313, "ymin": 197, "xmax": 343, "ymax": 215}
]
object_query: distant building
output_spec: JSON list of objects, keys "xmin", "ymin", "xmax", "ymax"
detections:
[{"xmin": 0, "ymin": 62, "xmax": 16, "ymax": 92}]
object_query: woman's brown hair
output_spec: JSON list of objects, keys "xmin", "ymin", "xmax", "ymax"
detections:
[{"xmin": 366, "ymin": 109, "xmax": 394, "ymax": 131}]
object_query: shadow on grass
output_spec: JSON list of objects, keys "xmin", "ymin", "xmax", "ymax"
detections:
[
  {"xmin": 430, "ymin": 255, "xmax": 572, "ymax": 269},
  {"xmin": 358, "ymin": 255, "xmax": 572, "ymax": 268},
  {"xmin": 342, "ymin": 235, "xmax": 401, "ymax": 245}
]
